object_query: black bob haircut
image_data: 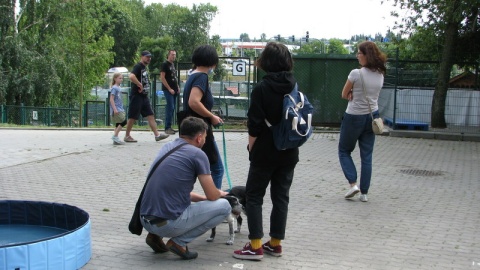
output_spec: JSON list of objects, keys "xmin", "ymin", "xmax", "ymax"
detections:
[{"xmin": 191, "ymin": 45, "xmax": 219, "ymax": 67}]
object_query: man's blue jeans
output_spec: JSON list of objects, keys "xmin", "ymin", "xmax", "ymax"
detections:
[
  {"xmin": 162, "ymin": 90, "xmax": 177, "ymax": 130},
  {"xmin": 338, "ymin": 111, "xmax": 378, "ymax": 194},
  {"xmin": 141, "ymin": 199, "xmax": 231, "ymax": 247}
]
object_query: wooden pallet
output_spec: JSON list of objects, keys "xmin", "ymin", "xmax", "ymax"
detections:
[{"xmin": 384, "ymin": 117, "xmax": 429, "ymax": 131}]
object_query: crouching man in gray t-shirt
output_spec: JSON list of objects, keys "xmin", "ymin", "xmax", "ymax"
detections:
[{"xmin": 140, "ymin": 116, "xmax": 230, "ymax": 260}]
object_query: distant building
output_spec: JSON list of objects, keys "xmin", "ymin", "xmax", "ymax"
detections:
[{"xmin": 449, "ymin": 71, "xmax": 479, "ymax": 89}]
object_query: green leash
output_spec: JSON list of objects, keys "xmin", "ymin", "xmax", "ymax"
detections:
[{"xmin": 221, "ymin": 124, "xmax": 233, "ymax": 191}]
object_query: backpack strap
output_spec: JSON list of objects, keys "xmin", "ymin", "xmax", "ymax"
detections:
[{"xmin": 264, "ymin": 83, "xmax": 298, "ymax": 127}]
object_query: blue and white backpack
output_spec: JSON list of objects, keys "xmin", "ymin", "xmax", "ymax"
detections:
[{"xmin": 265, "ymin": 83, "xmax": 314, "ymax": 150}]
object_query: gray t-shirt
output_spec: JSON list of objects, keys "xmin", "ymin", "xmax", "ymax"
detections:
[
  {"xmin": 109, "ymin": 85, "xmax": 125, "ymax": 115},
  {"xmin": 140, "ymin": 138, "xmax": 211, "ymax": 220},
  {"xmin": 346, "ymin": 68, "xmax": 384, "ymax": 115}
]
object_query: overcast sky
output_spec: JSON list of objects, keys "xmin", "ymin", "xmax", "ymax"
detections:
[{"xmin": 144, "ymin": 0, "xmax": 401, "ymax": 40}]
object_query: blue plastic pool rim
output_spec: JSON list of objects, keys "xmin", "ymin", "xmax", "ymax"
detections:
[
  {"xmin": 0, "ymin": 200, "xmax": 92, "ymax": 269},
  {"xmin": 0, "ymin": 200, "xmax": 90, "ymax": 248}
]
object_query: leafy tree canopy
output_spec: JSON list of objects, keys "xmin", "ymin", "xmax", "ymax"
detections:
[
  {"xmin": 387, "ymin": 0, "xmax": 480, "ymax": 127},
  {"xmin": 0, "ymin": 0, "xmax": 217, "ymax": 108},
  {"xmin": 240, "ymin": 33, "xmax": 251, "ymax": 42}
]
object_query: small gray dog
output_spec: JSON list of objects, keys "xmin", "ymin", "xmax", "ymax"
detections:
[{"xmin": 206, "ymin": 186, "xmax": 246, "ymax": 245}]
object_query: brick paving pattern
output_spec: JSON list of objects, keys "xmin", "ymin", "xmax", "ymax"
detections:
[{"xmin": 1, "ymin": 129, "xmax": 479, "ymax": 270}]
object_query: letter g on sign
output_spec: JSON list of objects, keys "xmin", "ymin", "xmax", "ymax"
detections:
[{"xmin": 232, "ymin": 61, "xmax": 246, "ymax": 76}]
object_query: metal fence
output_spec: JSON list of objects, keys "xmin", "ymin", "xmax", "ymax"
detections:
[
  {"xmin": 254, "ymin": 55, "xmax": 479, "ymax": 134},
  {"xmin": 1, "ymin": 55, "xmax": 478, "ymax": 134},
  {"xmin": 381, "ymin": 60, "xmax": 479, "ymax": 134},
  {"xmin": 0, "ymin": 105, "xmax": 80, "ymax": 127}
]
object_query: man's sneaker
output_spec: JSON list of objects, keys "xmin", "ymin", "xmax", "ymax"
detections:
[
  {"xmin": 166, "ymin": 239, "xmax": 198, "ymax": 260},
  {"xmin": 165, "ymin": 128, "xmax": 176, "ymax": 135},
  {"xmin": 145, "ymin": 233, "xmax": 168, "ymax": 253},
  {"xmin": 233, "ymin": 243, "xmax": 263, "ymax": 260},
  {"xmin": 124, "ymin": 135, "xmax": 137, "ymax": 143},
  {"xmin": 155, "ymin": 133, "xmax": 169, "ymax": 141},
  {"xmin": 112, "ymin": 136, "xmax": 125, "ymax": 145},
  {"xmin": 262, "ymin": 241, "xmax": 282, "ymax": 257},
  {"xmin": 359, "ymin": 194, "xmax": 368, "ymax": 202},
  {"xmin": 345, "ymin": 185, "xmax": 360, "ymax": 199}
]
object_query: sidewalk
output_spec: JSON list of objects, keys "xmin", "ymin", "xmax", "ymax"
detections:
[{"xmin": 1, "ymin": 129, "xmax": 479, "ymax": 269}]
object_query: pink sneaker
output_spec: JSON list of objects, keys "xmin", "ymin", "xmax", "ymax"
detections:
[
  {"xmin": 262, "ymin": 241, "xmax": 282, "ymax": 257},
  {"xmin": 233, "ymin": 243, "xmax": 263, "ymax": 260}
]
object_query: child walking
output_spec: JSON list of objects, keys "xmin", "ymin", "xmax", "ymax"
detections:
[{"xmin": 110, "ymin": 72, "xmax": 127, "ymax": 145}]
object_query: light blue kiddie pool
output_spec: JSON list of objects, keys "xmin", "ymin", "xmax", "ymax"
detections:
[{"xmin": 0, "ymin": 200, "xmax": 91, "ymax": 270}]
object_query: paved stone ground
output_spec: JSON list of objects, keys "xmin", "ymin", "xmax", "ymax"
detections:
[{"xmin": 1, "ymin": 129, "xmax": 479, "ymax": 270}]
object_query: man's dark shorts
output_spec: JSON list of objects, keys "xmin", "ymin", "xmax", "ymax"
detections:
[{"xmin": 128, "ymin": 94, "xmax": 154, "ymax": 120}]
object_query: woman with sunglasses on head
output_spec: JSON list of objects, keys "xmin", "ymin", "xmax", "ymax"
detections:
[{"xmin": 339, "ymin": 41, "xmax": 387, "ymax": 203}]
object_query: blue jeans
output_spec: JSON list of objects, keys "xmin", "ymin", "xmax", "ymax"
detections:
[
  {"xmin": 245, "ymin": 163, "xmax": 296, "ymax": 240},
  {"xmin": 210, "ymin": 141, "xmax": 224, "ymax": 189},
  {"xmin": 338, "ymin": 111, "xmax": 377, "ymax": 194},
  {"xmin": 141, "ymin": 199, "xmax": 231, "ymax": 247},
  {"xmin": 162, "ymin": 90, "xmax": 177, "ymax": 130}
]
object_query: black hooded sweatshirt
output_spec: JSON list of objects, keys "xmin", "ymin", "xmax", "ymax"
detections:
[{"xmin": 247, "ymin": 71, "xmax": 299, "ymax": 166}]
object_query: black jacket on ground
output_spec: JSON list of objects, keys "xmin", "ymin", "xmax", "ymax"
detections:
[{"xmin": 247, "ymin": 71, "xmax": 299, "ymax": 166}]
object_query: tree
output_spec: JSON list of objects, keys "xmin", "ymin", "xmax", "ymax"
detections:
[
  {"xmin": 293, "ymin": 40, "xmax": 327, "ymax": 54},
  {"xmin": 210, "ymin": 35, "xmax": 227, "ymax": 81},
  {"xmin": 327, "ymin": 39, "xmax": 349, "ymax": 54},
  {"xmin": 147, "ymin": 3, "xmax": 217, "ymax": 62},
  {"xmin": 139, "ymin": 36, "xmax": 174, "ymax": 73},
  {"xmin": 0, "ymin": 0, "xmax": 14, "ymax": 45},
  {"xmin": 260, "ymin": 33, "xmax": 267, "ymax": 42},
  {"xmin": 1, "ymin": 0, "xmax": 68, "ymax": 107},
  {"xmin": 389, "ymin": 0, "xmax": 480, "ymax": 128},
  {"xmin": 240, "ymin": 33, "xmax": 250, "ymax": 42},
  {"xmin": 52, "ymin": 0, "xmax": 114, "ymax": 125},
  {"xmin": 104, "ymin": 0, "xmax": 140, "ymax": 67},
  {"xmin": 210, "ymin": 34, "xmax": 223, "ymax": 53},
  {"xmin": 1, "ymin": 0, "xmax": 217, "ymax": 113},
  {"xmin": 1, "ymin": 0, "xmax": 114, "ymax": 128}
]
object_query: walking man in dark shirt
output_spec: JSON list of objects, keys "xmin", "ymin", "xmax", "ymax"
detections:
[
  {"xmin": 160, "ymin": 50, "xmax": 180, "ymax": 135},
  {"xmin": 124, "ymin": 51, "xmax": 169, "ymax": 142}
]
